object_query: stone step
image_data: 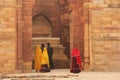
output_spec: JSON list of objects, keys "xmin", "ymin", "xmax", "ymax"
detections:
[
  {"xmin": 1, "ymin": 78, "xmax": 81, "ymax": 80},
  {"xmin": 1, "ymin": 72, "xmax": 79, "ymax": 80},
  {"xmin": 2, "ymin": 78, "xmax": 54, "ymax": 80},
  {"xmin": 53, "ymin": 59, "xmax": 70, "ymax": 69},
  {"xmin": 2, "ymin": 78, "xmax": 78, "ymax": 80}
]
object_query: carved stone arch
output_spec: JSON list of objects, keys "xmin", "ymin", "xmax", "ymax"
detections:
[
  {"xmin": 15, "ymin": 0, "xmax": 91, "ymax": 71},
  {"xmin": 32, "ymin": 13, "xmax": 53, "ymax": 37}
]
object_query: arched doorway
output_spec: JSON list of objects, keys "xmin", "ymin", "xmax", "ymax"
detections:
[
  {"xmin": 16, "ymin": 0, "xmax": 90, "ymax": 71},
  {"xmin": 32, "ymin": 14, "xmax": 70, "ymax": 68},
  {"xmin": 32, "ymin": 14, "xmax": 52, "ymax": 37},
  {"xmin": 31, "ymin": 0, "xmax": 70, "ymax": 69}
]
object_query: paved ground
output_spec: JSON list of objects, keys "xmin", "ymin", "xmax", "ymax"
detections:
[{"xmin": 1, "ymin": 69, "xmax": 120, "ymax": 80}]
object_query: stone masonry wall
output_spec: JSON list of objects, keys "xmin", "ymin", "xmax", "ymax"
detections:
[
  {"xmin": 32, "ymin": 0, "xmax": 61, "ymax": 37},
  {"xmin": 69, "ymin": 0, "xmax": 85, "ymax": 58},
  {"xmin": 0, "ymin": 0, "xmax": 120, "ymax": 73},
  {"xmin": 89, "ymin": 0, "xmax": 120, "ymax": 71},
  {"xmin": 0, "ymin": 0, "xmax": 16, "ymax": 73}
]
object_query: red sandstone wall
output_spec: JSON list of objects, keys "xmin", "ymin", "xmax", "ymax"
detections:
[
  {"xmin": 69, "ymin": 0, "xmax": 85, "ymax": 58},
  {"xmin": 32, "ymin": 0, "xmax": 61, "ymax": 37}
]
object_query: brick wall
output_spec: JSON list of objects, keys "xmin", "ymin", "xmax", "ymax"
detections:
[{"xmin": 0, "ymin": 0, "xmax": 16, "ymax": 73}]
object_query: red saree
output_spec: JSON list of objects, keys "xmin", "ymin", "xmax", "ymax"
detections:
[{"xmin": 70, "ymin": 47, "xmax": 82, "ymax": 73}]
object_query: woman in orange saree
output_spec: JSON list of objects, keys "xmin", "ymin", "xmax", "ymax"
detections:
[{"xmin": 34, "ymin": 45, "xmax": 42, "ymax": 72}]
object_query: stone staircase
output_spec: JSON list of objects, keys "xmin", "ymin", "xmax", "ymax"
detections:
[
  {"xmin": 0, "ymin": 70, "xmax": 79, "ymax": 80},
  {"xmin": 32, "ymin": 37, "xmax": 70, "ymax": 69}
]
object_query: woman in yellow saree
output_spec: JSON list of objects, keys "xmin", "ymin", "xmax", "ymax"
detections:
[
  {"xmin": 40, "ymin": 47, "xmax": 50, "ymax": 72},
  {"xmin": 34, "ymin": 45, "xmax": 42, "ymax": 72}
]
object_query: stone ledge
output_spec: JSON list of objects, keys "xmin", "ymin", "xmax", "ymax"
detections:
[
  {"xmin": 32, "ymin": 45, "xmax": 65, "ymax": 48},
  {"xmin": 32, "ymin": 37, "xmax": 60, "ymax": 40}
]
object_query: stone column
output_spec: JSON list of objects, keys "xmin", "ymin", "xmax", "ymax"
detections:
[
  {"xmin": 69, "ymin": 0, "xmax": 84, "ymax": 64},
  {"xmin": 22, "ymin": 1, "xmax": 34, "ymax": 72},
  {"xmin": 16, "ymin": 0, "xmax": 23, "ymax": 71},
  {"xmin": 83, "ymin": 0, "xmax": 92, "ymax": 71}
]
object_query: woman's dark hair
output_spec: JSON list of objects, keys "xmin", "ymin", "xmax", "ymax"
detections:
[
  {"xmin": 47, "ymin": 43, "xmax": 50, "ymax": 46},
  {"xmin": 41, "ymin": 44, "xmax": 44, "ymax": 47}
]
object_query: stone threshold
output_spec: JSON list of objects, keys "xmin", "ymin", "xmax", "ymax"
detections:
[{"xmin": 1, "ymin": 73, "xmax": 79, "ymax": 80}]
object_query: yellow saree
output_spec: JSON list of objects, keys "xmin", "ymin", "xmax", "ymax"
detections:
[
  {"xmin": 34, "ymin": 45, "xmax": 42, "ymax": 71},
  {"xmin": 41, "ymin": 47, "xmax": 50, "ymax": 67}
]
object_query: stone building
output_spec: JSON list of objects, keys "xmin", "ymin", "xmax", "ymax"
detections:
[{"xmin": 0, "ymin": 0, "xmax": 120, "ymax": 73}]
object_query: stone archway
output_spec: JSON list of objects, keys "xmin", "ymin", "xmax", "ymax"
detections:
[
  {"xmin": 16, "ymin": 0, "xmax": 91, "ymax": 71},
  {"xmin": 32, "ymin": 14, "xmax": 53, "ymax": 37},
  {"xmin": 31, "ymin": 0, "xmax": 70, "ymax": 69},
  {"xmin": 32, "ymin": 13, "xmax": 70, "ymax": 68}
]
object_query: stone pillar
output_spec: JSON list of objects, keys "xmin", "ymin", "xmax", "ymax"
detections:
[
  {"xmin": 69, "ymin": 0, "xmax": 84, "ymax": 63},
  {"xmin": 16, "ymin": 0, "xmax": 23, "ymax": 71},
  {"xmin": 83, "ymin": 0, "xmax": 92, "ymax": 71},
  {"xmin": 70, "ymin": 1, "xmax": 81, "ymax": 48},
  {"xmin": 22, "ymin": 1, "xmax": 34, "ymax": 72},
  {"xmin": 84, "ymin": 23, "xmax": 90, "ymax": 71}
]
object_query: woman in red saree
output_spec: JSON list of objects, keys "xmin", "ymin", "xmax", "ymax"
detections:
[{"xmin": 70, "ymin": 45, "xmax": 82, "ymax": 73}]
